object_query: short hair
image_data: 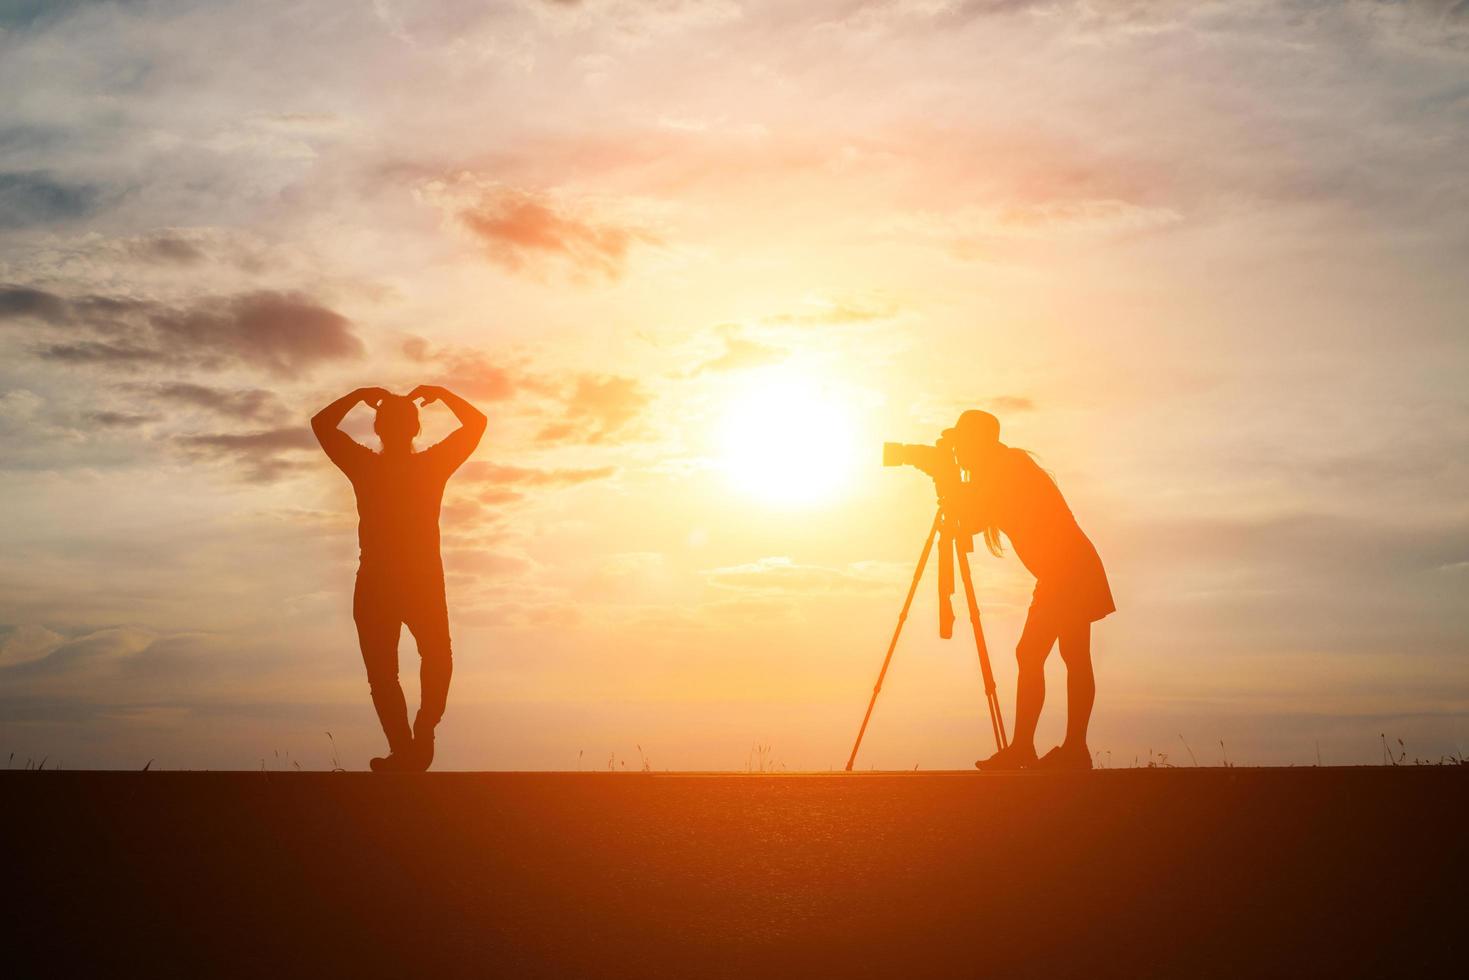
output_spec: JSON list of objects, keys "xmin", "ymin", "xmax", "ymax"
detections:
[{"xmin": 373, "ymin": 394, "xmax": 421, "ymax": 441}]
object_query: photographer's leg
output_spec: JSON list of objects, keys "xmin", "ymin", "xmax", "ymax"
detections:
[
  {"xmin": 1012, "ymin": 610, "xmax": 1057, "ymax": 752},
  {"xmin": 1057, "ymin": 620, "xmax": 1094, "ymax": 750},
  {"xmin": 979, "ymin": 609, "xmax": 1053, "ymax": 770}
]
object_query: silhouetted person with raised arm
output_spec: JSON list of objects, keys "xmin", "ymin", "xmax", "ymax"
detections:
[
  {"xmin": 312, "ymin": 385, "xmax": 486, "ymax": 772},
  {"xmin": 948, "ymin": 410, "xmax": 1114, "ymax": 772}
]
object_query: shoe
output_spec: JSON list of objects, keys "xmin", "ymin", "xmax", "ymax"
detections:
[
  {"xmin": 369, "ymin": 752, "xmax": 414, "ymax": 773},
  {"xmin": 407, "ymin": 732, "xmax": 435, "ymax": 773},
  {"xmin": 975, "ymin": 743, "xmax": 1038, "ymax": 771},
  {"xmin": 1033, "ymin": 743, "xmax": 1093, "ymax": 771}
]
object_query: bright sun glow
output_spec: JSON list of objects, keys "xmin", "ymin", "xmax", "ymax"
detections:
[{"xmin": 717, "ymin": 370, "xmax": 860, "ymax": 505}]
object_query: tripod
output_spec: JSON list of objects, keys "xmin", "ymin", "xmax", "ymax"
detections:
[{"xmin": 845, "ymin": 504, "xmax": 1008, "ymax": 770}]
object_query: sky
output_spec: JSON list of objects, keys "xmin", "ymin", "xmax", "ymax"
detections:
[{"xmin": 1, "ymin": 0, "xmax": 1467, "ymax": 771}]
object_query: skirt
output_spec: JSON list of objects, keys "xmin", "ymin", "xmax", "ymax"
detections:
[{"xmin": 1030, "ymin": 541, "xmax": 1115, "ymax": 625}]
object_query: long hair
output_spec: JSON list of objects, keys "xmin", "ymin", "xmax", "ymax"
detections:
[
  {"xmin": 954, "ymin": 409, "xmax": 1052, "ymax": 559},
  {"xmin": 971, "ymin": 447, "xmax": 1048, "ymax": 559}
]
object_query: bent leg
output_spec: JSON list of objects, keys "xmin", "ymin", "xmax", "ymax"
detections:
[
  {"xmin": 1012, "ymin": 608, "xmax": 1058, "ymax": 753},
  {"xmin": 405, "ymin": 585, "xmax": 453, "ymax": 740},
  {"xmin": 1056, "ymin": 619, "xmax": 1095, "ymax": 749},
  {"xmin": 354, "ymin": 577, "xmax": 411, "ymax": 754}
]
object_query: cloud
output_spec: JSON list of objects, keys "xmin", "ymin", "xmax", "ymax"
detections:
[
  {"xmin": 894, "ymin": 197, "xmax": 1184, "ymax": 261},
  {"xmin": 401, "ymin": 337, "xmax": 521, "ymax": 402},
  {"xmin": 419, "ymin": 177, "xmax": 658, "ymax": 280},
  {"xmin": 0, "ymin": 626, "xmax": 155, "ymax": 678},
  {"xmin": 445, "ymin": 462, "xmax": 616, "ymax": 513},
  {"xmin": 126, "ymin": 234, "xmax": 208, "ymax": 266},
  {"xmin": 686, "ymin": 323, "xmax": 786, "ymax": 375},
  {"xmin": 762, "ymin": 298, "xmax": 899, "ymax": 327},
  {"xmin": 0, "ymin": 623, "xmax": 66, "ymax": 667},
  {"xmin": 0, "ymin": 171, "xmax": 103, "ymax": 229},
  {"xmin": 705, "ymin": 556, "xmax": 901, "ymax": 596},
  {"xmin": 460, "ymin": 461, "xmax": 616, "ymax": 487},
  {"xmin": 0, "ymin": 286, "xmax": 69, "ymax": 323},
  {"xmin": 86, "ymin": 410, "xmax": 156, "ymax": 428},
  {"xmin": 0, "ymin": 286, "xmax": 363, "ymax": 378},
  {"xmin": 0, "ymin": 1, "xmax": 96, "ymax": 32},
  {"xmin": 124, "ymin": 382, "xmax": 288, "ymax": 423},
  {"xmin": 985, "ymin": 395, "xmax": 1034, "ymax": 413},
  {"xmin": 0, "ymin": 388, "xmax": 44, "ymax": 423},
  {"xmin": 460, "ymin": 189, "xmax": 653, "ymax": 279},
  {"xmin": 536, "ymin": 373, "xmax": 650, "ymax": 444},
  {"xmin": 994, "ymin": 198, "xmax": 1183, "ymax": 236},
  {"xmin": 175, "ymin": 425, "xmax": 317, "ymax": 482}
]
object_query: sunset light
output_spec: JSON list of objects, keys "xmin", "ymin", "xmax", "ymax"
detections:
[
  {"xmin": 717, "ymin": 370, "xmax": 859, "ymax": 506},
  {"xmin": 5, "ymin": 1, "xmax": 1467, "ymax": 974}
]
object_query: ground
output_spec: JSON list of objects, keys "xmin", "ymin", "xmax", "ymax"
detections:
[{"xmin": 6, "ymin": 768, "xmax": 1465, "ymax": 977}]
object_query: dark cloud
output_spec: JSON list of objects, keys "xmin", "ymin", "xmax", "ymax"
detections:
[
  {"xmin": 86, "ymin": 410, "xmax": 156, "ymax": 428},
  {"xmin": 0, "ymin": 285, "xmax": 69, "ymax": 323},
  {"xmin": 151, "ymin": 292, "xmax": 364, "ymax": 377},
  {"xmin": 128, "ymin": 234, "xmax": 207, "ymax": 265},
  {"xmin": 0, "ymin": 171, "xmax": 103, "ymax": 229},
  {"xmin": 0, "ymin": 0, "xmax": 99, "ymax": 31},
  {"xmin": 175, "ymin": 425, "xmax": 317, "ymax": 482},
  {"xmin": 536, "ymin": 374, "xmax": 650, "ymax": 444},
  {"xmin": 127, "ymin": 382, "xmax": 287, "ymax": 422},
  {"xmin": 1, "ymin": 286, "xmax": 363, "ymax": 378},
  {"xmin": 177, "ymin": 426, "xmax": 314, "ymax": 453},
  {"xmin": 38, "ymin": 340, "xmax": 160, "ymax": 364},
  {"xmin": 456, "ymin": 187, "xmax": 656, "ymax": 280}
]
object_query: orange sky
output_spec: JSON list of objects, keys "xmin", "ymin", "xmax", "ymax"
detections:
[{"xmin": 1, "ymin": 0, "xmax": 1466, "ymax": 769}]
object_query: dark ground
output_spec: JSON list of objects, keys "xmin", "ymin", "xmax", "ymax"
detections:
[{"xmin": 5, "ymin": 768, "xmax": 1466, "ymax": 978}]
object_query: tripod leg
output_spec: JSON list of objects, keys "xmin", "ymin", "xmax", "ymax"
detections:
[
  {"xmin": 957, "ymin": 546, "xmax": 1009, "ymax": 752},
  {"xmin": 845, "ymin": 509, "xmax": 942, "ymax": 772}
]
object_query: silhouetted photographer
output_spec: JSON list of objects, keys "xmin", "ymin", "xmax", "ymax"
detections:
[
  {"xmin": 950, "ymin": 410, "xmax": 1113, "ymax": 771},
  {"xmin": 312, "ymin": 385, "xmax": 486, "ymax": 772},
  {"xmin": 851, "ymin": 409, "xmax": 1113, "ymax": 772}
]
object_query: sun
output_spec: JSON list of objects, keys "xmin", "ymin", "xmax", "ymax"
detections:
[{"xmin": 717, "ymin": 369, "xmax": 860, "ymax": 506}]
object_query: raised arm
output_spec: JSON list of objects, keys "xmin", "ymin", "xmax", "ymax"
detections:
[
  {"xmin": 410, "ymin": 384, "xmax": 486, "ymax": 472},
  {"xmin": 312, "ymin": 386, "xmax": 385, "ymax": 474}
]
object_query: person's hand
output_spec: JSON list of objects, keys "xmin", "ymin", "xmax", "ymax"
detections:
[
  {"xmin": 408, "ymin": 384, "xmax": 447, "ymax": 406},
  {"xmin": 357, "ymin": 386, "xmax": 391, "ymax": 408}
]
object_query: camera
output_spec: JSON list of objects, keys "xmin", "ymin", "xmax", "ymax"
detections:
[{"xmin": 882, "ymin": 429, "xmax": 959, "ymax": 478}]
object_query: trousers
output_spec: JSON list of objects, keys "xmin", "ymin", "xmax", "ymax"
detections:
[{"xmin": 352, "ymin": 563, "xmax": 452, "ymax": 753}]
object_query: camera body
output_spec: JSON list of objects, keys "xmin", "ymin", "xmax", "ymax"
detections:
[
  {"xmin": 884, "ymin": 429, "xmax": 972, "ymax": 555},
  {"xmin": 882, "ymin": 428, "xmax": 960, "ymax": 481}
]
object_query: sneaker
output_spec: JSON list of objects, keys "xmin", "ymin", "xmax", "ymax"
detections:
[
  {"xmin": 368, "ymin": 752, "xmax": 415, "ymax": 773},
  {"xmin": 1033, "ymin": 743, "xmax": 1093, "ymax": 771},
  {"xmin": 407, "ymin": 732, "xmax": 435, "ymax": 773},
  {"xmin": 975, "ymin": 743, "xmax": 1038, "ymax": 771}
]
